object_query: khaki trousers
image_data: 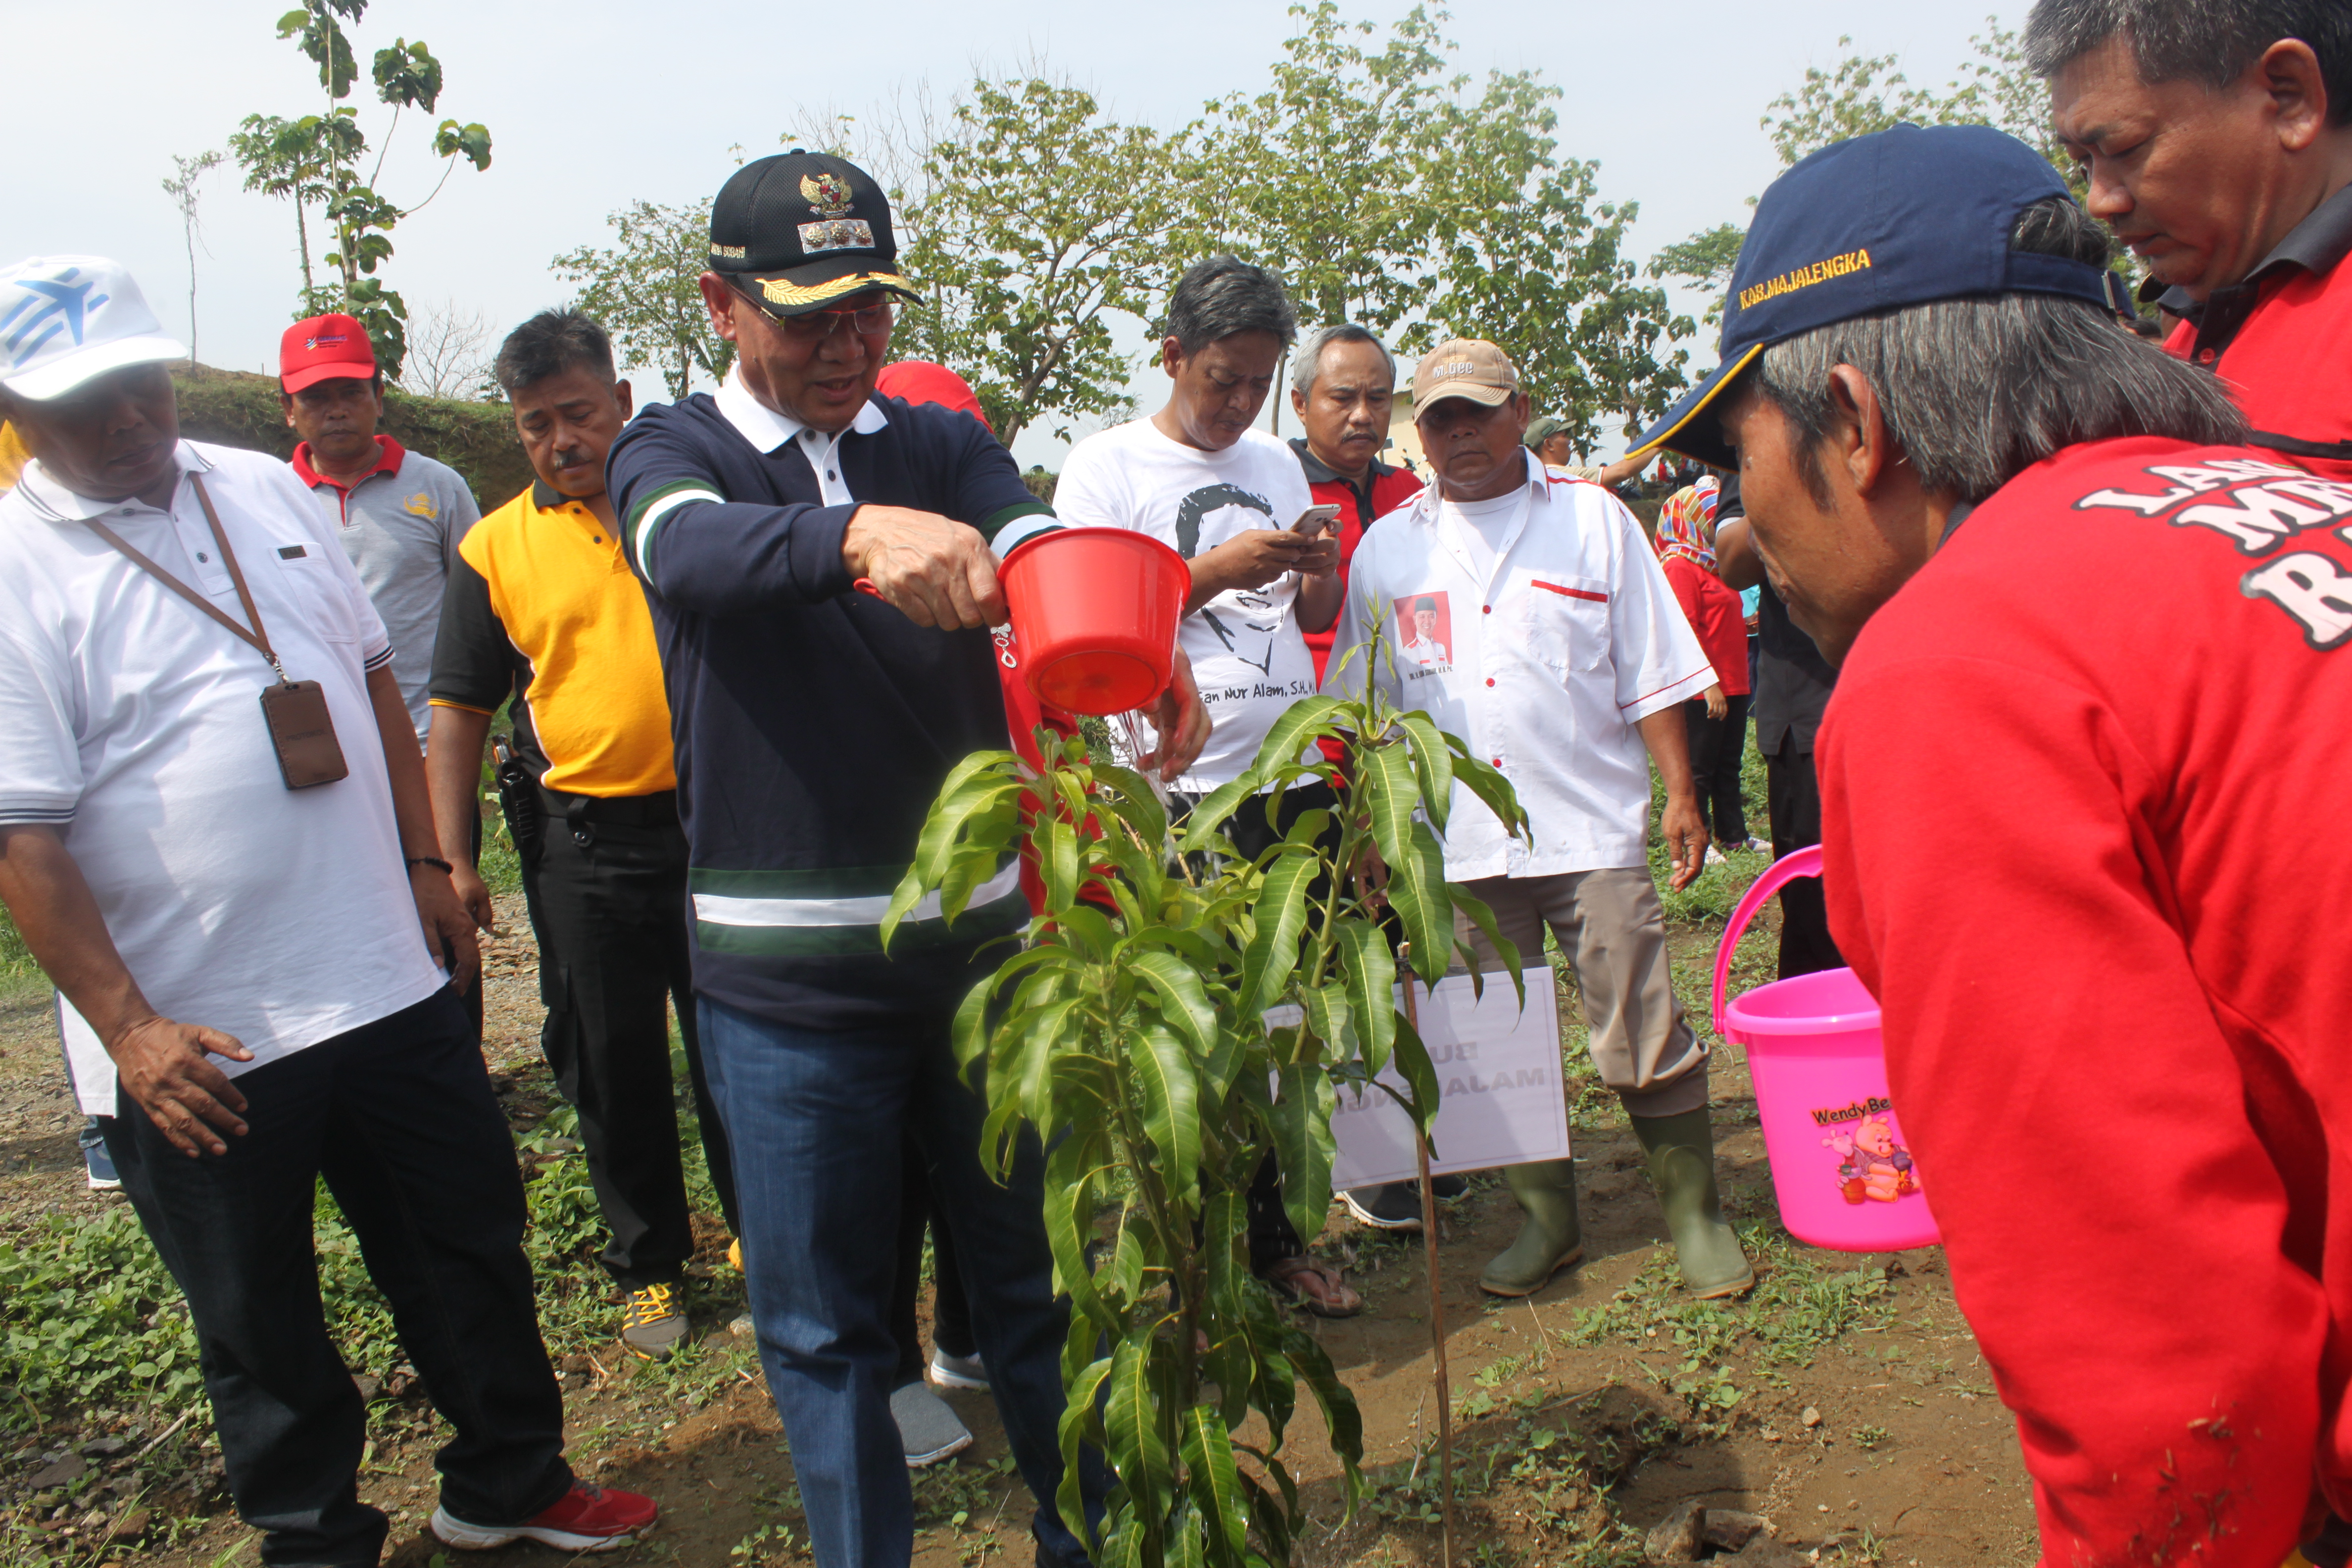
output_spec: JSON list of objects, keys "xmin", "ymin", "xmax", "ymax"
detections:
[{"xmin": 1455, "ymin": 869, "xmax": 1710, "ymax": 1118}]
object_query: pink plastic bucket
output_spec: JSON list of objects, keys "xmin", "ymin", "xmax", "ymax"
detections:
[{"xmin": 1711, "ymin": 847, "xmax": 1939, "ymax": 1252}]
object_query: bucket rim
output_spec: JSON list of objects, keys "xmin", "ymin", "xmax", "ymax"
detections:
[{"xmin": 1001, "ymin": 524, "xmax": 1189, "ymax": 576}]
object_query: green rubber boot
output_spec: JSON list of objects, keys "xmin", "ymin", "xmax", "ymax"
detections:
[
  {"xmin": 1632, "ymin": 1107, "xmax": 1756, "ymax": 1299},
  {"xmin": 1477, "ymin": 1159, "xmax": 1583, "ymax": 1297}
]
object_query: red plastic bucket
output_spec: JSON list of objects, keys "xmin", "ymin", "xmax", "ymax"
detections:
[
  {"xmin": 1710, "ymin": 846, "xmax": 1940, "ymax": 1252},
  {"xmin": 999, "ymin": 527, "xmax": 1188, "ymax": 716}
]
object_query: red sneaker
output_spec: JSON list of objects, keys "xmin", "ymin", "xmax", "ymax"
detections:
[{"xmin": 431, "ymin": 1480, "xmax": 658, "ymax": 1552}]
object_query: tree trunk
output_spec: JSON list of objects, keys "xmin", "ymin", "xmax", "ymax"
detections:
[
  {"xmin": 185, "ymin": 222, "xmax": 199, "ymax": 365},
  {"xmin": 295, "ymin": 204, "xmax": 314, "ymax": 297}
]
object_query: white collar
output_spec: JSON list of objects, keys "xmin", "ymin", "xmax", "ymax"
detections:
[
  {"xmin": 714, "ymin": 364, "xmax": 889, "ymax": 455},
  {"xmin": 13, "ymin": 441, "xmax": 210, "ymax": 524},
  {"xmin": 1413, "ymin": 448, "xmax": 1546, "ymax": 524}
]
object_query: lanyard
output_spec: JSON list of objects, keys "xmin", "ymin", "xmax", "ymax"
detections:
[{"xmin": 82, "ymin": 475, "xmax": 291, "ymax": 682}]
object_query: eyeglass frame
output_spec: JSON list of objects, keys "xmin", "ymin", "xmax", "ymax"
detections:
[{"xmin": 727, "ymin": 282, "xmax": 895, "ymax": 344}]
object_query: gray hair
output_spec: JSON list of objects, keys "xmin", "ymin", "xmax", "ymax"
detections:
[
  {"xmin": 1165, "ymin": 255, "xmax": 1297, "ymax": 358},
  {"xmin": 494, "ymin": 307, "xmax": 616, "ymax": 396},
  {"xmin": 1754, "ymin": 197, "xmax": 2245, "ymax": 505},
  {"xmin": 1290, "ymin": 323, "xmax": 1397, "ymax": 399},
  {"xmin": 2024, "ymin": 0, "xmax": 2352, "ymax": 120}
]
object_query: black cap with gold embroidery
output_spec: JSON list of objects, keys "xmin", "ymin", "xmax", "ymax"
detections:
[{"xmin": 707, "ymin": 151, "xmax": 920, "ymax": 317}]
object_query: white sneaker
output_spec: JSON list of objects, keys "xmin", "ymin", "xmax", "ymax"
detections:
[
  {"xmin": 1703, "ymin": 844, "xmax": 1726, "ymax": 867},
  {"xmin": 928, "ymin": 1348, "xmax": 988, "ymax": 1391}
]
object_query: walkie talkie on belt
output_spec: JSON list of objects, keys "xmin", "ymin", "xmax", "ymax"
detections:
[{"xmin": 491, "ymin": 736, "xmax": 543, "ymax": 864}]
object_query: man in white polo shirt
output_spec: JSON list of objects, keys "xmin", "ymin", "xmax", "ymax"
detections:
[
  {"xmin": 1327, "ymin": 339, "xmax": 1754, "ymax": 1303},
  {"xmin": 0, "ymin": 256, "xmax": 654, "ymax": 1566}
]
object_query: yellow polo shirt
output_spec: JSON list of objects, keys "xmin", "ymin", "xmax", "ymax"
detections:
[
  {"xmin": 0, "ymin": 423, "xmax": 27, "ymax": 493},
  {"xmin": 427, "ymin": 480, "xmax": 676, "ymax": 797}
]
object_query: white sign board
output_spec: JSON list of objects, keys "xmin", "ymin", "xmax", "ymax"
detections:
[{"xmin": 1328, "ymin": 965, "xmax": 1572, "ymax": 1189}]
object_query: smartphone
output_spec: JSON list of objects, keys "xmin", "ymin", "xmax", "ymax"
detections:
[{"xmin": 1291, "ymin": 503, "xmax": 1342, "ymax": 537}]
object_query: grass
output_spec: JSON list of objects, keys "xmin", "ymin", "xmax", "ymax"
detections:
[{"xmin": 0, "ymin": 1034, "xmax": 747, "ymax": 1567}]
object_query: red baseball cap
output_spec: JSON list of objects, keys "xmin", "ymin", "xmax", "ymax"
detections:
[
  {"xmin": 280, "ymin": 314, "xmax": 378, "ymax": 393},
  {"xmin": 876, "ymin": 360, "xmax": 991, "ymax": 435}
]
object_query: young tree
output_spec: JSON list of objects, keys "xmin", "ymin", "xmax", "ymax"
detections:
[
  {"xmin": 552, "ymin": 200, "xmax": 735, "ymax": 401},
  {"xmin": 400, "ymin": 298, "xmax": 494, "ymax": 399},
  {"xmin": 161, "ymin": 151, "xmax": 224, "ymax": 365},
  {"xmin": 231, "ymin": 0, "xmax": 495, "ymax": 377},
  {"xmin": 897, "ymin": 76, "xmax": 1188, "ymax": 446}
]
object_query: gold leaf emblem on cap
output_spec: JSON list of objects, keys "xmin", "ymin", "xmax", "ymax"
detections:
[{"xmin": 800, "ymin": 172, "xmax": 855, "ymax": 220}]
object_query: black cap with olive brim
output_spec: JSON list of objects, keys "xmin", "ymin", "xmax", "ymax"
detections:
[{"xmin": 707, "ymin": 151, "xmax": 921, "ymax": 317}]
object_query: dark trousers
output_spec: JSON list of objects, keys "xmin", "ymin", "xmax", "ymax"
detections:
[
  {"xmin": 888, "ymin": 1142, "xmax": 977, "ymax": 1386},
  {"xmin": 1682, "ymin": 694, "xmax": 1753, "ymax": 847},
  {"xmin": 1171, "ymin": 779, "xmax": 1344, "ymax": 1271},
  {"xmin": 697, "ymin": 996, "xmax": 1101, "ymax": 1568},
  {"xmin": 103, "ymin": 989, "xmax": 571, "ymax": 1567},
  {"xmin": 518, "ymin": 790, "xmax": 737, "ymax": 1287},
  {"xmin": 1763, "ymin": 733, "xmax": 1846, "ymax": 980}
]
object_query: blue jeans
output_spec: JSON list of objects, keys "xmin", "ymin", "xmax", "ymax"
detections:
[
  {"xmin": 104, "ymin": 988, "xmax": 571, "ymax": 1566},
  {"xmin": 698, "ymin": 996, "xmax": 1098, "ymax": 1568}
]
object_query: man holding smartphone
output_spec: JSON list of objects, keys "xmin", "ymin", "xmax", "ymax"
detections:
[{"xmin": 1053, "ymin": 254, "xmax": 1361, "ymax": 1316}]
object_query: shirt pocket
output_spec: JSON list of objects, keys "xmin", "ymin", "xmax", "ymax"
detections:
[
  {"xmin": 268, "ymin": 551, "xmax": 363, "ymax": 645},
  {"xmin": 1517, "ymin": 573, "xmax": 1612, "ymax": 672}
]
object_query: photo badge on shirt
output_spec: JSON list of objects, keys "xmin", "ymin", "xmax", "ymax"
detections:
[{"xmin": 1397, "ymin": 591, "xmax": 1453, "ymax": 676}]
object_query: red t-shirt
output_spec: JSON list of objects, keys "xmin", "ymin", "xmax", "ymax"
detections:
[
  {"xmin": 1660, "ymin": 555, "xmax": 1750, "ymax": 696},
  {"xmin": 2163, "ymin": 252, "xmax": 2352, "ymax": 482},
  {"xmin": 1816, "ymin": 436, "xmax": 2352, "ymax": 1565}
]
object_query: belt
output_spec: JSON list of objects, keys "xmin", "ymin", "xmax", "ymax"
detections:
[{"xmin": 537, "ymin": 785, "xmax": 679, "ymax": 827}]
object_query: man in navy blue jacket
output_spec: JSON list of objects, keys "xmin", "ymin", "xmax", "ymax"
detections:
[{"xmin": 606, "ymin": 151, "xmax": 1206, "ymax": 1568}]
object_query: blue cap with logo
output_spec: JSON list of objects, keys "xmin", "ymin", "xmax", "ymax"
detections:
[{"xmin": 1634, "ymin": 123, "xmax": 2126, "ymax": 469}]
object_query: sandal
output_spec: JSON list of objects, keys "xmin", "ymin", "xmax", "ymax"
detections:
[{"xmin": 1261, "ymin": 1256, "xmax": 1363, "ymax": 1319}]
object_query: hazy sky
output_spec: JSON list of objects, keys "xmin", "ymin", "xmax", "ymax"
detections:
[{"xmin": 1, "ymin": 0, "xmax": 2029, "ymax": 467}]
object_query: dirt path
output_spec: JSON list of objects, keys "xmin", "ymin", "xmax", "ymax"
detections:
[{"xmin": 0, "ymin": 898, "xmax": 2039, "ymax": 1568}]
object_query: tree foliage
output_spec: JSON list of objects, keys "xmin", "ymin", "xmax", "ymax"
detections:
[
  {"xmin": 551, "ymin": 199, "xmax": 735, "ymax": 403},
  {"xmin": 1650, "ymin": 222, "xmax": 1746, "ymax": 328},
  {"xmin": 1199, "ymin": 5, "xmax": 1692, "ymax": 454},
  {"xmin": 1758, "ymin": 20, "xmax": 2140, "ymax": 299},
  {"xmin": 896, "ymin": 78, "xmax": 1189, "ymax": 446},
  {"xmin": 884, "ymin": 635, "xmax": 1530, "ymax": 1568},
  {"xmin": 228, "ymin": 0, "xmax": 494, "ymax": 376}
]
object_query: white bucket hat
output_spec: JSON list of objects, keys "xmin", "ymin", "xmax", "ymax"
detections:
[{"xmin": 0, "ymin": 256, "xmax": 186, "ymax": 401}]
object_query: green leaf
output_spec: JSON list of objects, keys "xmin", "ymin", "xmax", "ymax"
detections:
[
  {"xmin": 1105, "ymin": 1333, "xmax": 1173, "ymax": 1527},
  {"xmin": 1283, "ymin": 1325, "xmax": 1368, "ymax": 1508},
  {"xmin": 1446, "ymin": 882, "xmax": 1526, "ymax": 1009},
  {"xmin": 1246, "ymin": 694, "xmax": 1345, "ymax": 781},
  {"xmin": 1180, "ymin": 1407, "xmax": 1250, "ymax": 1564},
  {"xmin": 1057, "ymin": 1351, "xmax": 1116, "ymax": 1552},
  {"xmin": 1129, "ymin": 1022, "xmax": 1200, "ymax": 1200},
  {"xmin": 1105, "ymin": 1219, "xmax": 1148, "ymax": 1305},
  {"xmin": 1177, "ymin": 775, "xmax": 1257, "ymax": 853},
  {"xmin": 1168, "ymin": 1510, "xmax": 1208, "ymax": 1568},
  {"xmin": 1271, "ymin": 1064, "xmax": 1337, "ymax": 1244},
  {"xmin": 1091, "ymin": 760, "xmax": 1170, "ymax": 849},
  {"xmin": 1447, "ymin": 744, "xmax": 1530, "ymax": 840},
  {"xmin": 1237, "ymin": 852, "xmax": 1317, "ymax": 1021},
  {"xmin": 1300, "ymin": 981, "xmax": 1353, "ymax": 1062},
  {"xmin": 1387, "ymin": 819, "xmax": 1451, "ymax": 985},
  {"xmin": 1393, "ymin": 708, "xmax": 1457, "ymax": 833},
  {"xmin": 1389, "ymin": 1009, "xmax": 1443, "ymax": 1142},
  {"xmin": 1127, "ymin": 950, "xmax": 1218, "ymax": 1059},
  {"xmin": 1334, "ymin": 918, "xmax": 1396, "ymax": 1076},
  {"xmin": 1044, "ymin": 1143, "xmax": 1116, "ymax": 1334},
  {"xmin": 1361, "ymin": 742, "xmax": 1420, "ymax": 874}
]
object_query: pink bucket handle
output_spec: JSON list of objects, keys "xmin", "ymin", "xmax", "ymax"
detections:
[{"xmin": 1710, "ymin": 845, "xmax": 1823, "ymax": 1036}]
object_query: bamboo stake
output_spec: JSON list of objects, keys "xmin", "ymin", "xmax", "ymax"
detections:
[{"xmin": 1401, "ymin": 957, "xmax": 1456, "ymax": 1568}]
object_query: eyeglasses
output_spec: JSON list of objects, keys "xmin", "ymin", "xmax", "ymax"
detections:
[{"xmin": 734, "ymin": 286, "xmax": 893, "ymax": 344}]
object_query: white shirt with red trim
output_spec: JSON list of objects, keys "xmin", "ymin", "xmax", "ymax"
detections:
[{"xmin": 1323, "ymin": 452, "xmax": 1712, "ymax": 878}]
